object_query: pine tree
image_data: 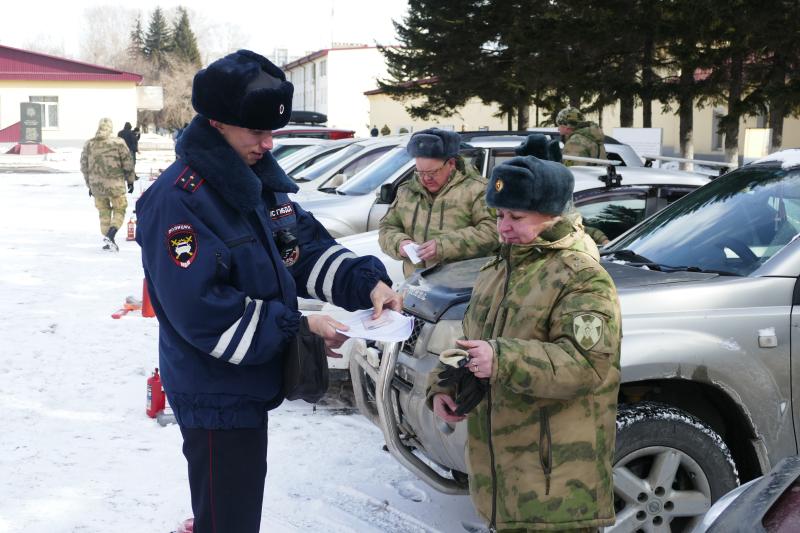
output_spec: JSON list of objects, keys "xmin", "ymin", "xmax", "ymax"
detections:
[
  {"xmin": 171, "ymin": 7, "xmax": 201, "ymax": 68},
  {"xmin": 128, "ymin": 16, "xmax": 146, "ymax": 59},
  {"xmin": 144, "ymin": 7, "xmax": 173, "ymax": 75}
]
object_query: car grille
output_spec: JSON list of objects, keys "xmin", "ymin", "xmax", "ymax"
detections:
[{"xmin": 401, "ymin": 316, "xmax": 426, "ymax": 355}]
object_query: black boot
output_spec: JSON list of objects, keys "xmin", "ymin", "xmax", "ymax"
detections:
[{"xmin": 103, "ymin": 226, "xmax": 119, "ymax": 252}]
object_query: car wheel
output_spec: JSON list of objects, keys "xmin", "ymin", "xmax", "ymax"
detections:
[{"xmin": 605, "ymin": 402, "xmax": 739, "ymax": 533}]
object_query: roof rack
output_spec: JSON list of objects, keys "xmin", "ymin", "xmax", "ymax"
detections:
[{"xmin": 289, "ymin": 110, "xmax": 327, "ymax": 125}]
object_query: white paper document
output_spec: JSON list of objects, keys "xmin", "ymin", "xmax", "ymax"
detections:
[
  {"xmin": 336, "ymin": 309, "xmax": 414, "ymax": 342},
  {"xmin": 403, "ymin": 242, "xmax": 423, "ymax": 265}
]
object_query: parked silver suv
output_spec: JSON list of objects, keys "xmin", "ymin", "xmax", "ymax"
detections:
[{"xmin": 350, "ymin": 150, "xmax": 800, "ymax": 532}]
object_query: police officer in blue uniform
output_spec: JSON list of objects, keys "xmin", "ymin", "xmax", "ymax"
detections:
[{"xmin": 135, "ymin": 49, "xmax": 401, "ymax": 533}]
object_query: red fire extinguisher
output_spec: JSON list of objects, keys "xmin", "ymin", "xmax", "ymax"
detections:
[
  {"xmin": 146, "ymin": 368, "xmax": 166, "ymax": 418},
  {"xmin": 126, "ymin": 212, "xmax": 137, "ymax": 241}
]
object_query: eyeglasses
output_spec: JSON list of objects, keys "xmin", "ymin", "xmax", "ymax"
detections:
[{"xmin": 416, "ymin": 160, "xmax": 448, "ymax": 179}]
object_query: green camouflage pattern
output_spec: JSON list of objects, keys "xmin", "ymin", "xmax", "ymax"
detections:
[
  {"xmin": 584, "ymin": 225, "xmax": 609, "ymax": 246},
  {"xmin": 429, "ymin": 218, "xmax": 620, "ymax": 530},
  {"xmin": 93, "ymin": 195, "xmax": 128, "ymax": 235},
  {"xmin": 379, "ymin": 162, "xmax": 498, "ymax": 277},
  {"xmin": 555, "ymin": 107, "xmax": 585, "ymax": 127},
  {"xmin": 563, "ymin": 124, "xmax": 607, "ymax": 167},
  {"xmin": 80, "ymin": 118, "xmax": 135, "ymax": 197}
]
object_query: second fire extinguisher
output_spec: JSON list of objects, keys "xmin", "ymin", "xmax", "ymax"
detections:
[
  {"xmin": 146, "ymin": 368, "xmax": 165, "ymax": 418},
  {"xmin": 126, "ymin": 211, "xmax": 137, "ymax": 241}
]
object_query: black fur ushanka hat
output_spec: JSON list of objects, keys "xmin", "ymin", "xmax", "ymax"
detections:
[
  {"xmin": 406, "ymin": 128, "xmax": 461, "ymax": 160},
  {"xmin": 487, "ymin": 156, "xmax": 574, "ymax": 215},
  {"xmin": 192, "ymin": 49, "xmax": 294, "ymax": 131}
]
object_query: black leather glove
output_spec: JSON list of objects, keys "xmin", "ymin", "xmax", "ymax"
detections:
[
  {"xmin": 88, "ymin": 189, "xmax": 93, "ymax": 197},
  {"xmin": 127, "ymin": 182, "xmax": 134, "ymax": 193},
  {"xmin": 454, "ymin": 374, "xmax": 489, "ymax": 416}
]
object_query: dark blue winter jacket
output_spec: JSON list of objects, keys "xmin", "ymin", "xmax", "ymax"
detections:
[{"xmin": 136, "ymin": 116, "xmax": 390, "ymax": 429}]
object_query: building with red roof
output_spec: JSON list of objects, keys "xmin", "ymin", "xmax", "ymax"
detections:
[{"xmin": 0, "ymin": 45, "xmax": 144, "ymax": 146}]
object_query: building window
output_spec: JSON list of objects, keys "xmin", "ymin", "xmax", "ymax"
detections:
[
  {"xmin": 29, "ymin": 96, "xmax": 58, "ymax": 128},
  {"xmin": 711, "ymin": 110, "xmax": 724, "ymax": 151},
  {"xmin": 320, "ymin": 60, "xmax": 327, "ymax": 77}
]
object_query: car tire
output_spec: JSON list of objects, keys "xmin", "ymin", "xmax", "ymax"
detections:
[{"xmin": 606, "ymin": 402, "xmax": 739, "ymax": 533}]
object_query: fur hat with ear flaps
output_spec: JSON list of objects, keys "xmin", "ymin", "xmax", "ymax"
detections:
[
  {"xmin": 406, "ymin": 128, "xmax": 461, "ymax": 160},
  {"xmin": 486, "ymin": 156, "xmax": 574, "ymax": 215},
  {"xmin": 514, "ymin": 133, "xmax": 563, "ymax": 163},
  {"xmin": 192, "ymin": 49, "xmax": 294, "ymax": 131}
]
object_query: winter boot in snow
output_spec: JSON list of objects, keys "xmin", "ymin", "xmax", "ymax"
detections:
[
  {"xmin": 171, "ymin": 518, "xmax": 193, "ymax": 533},
  {"xmin": 102, "ymin": 226, "xmax": 119, "ymax": 252}
]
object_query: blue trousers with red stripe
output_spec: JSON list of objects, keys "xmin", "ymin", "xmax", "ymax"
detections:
[{"xmin": 180, "ymin": 425, "xmax": 269, "ymax": 533}]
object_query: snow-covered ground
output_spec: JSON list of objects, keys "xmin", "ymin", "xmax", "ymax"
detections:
[{"xmin": 0, "ymin": 149, "xmax": 482, "ymax": 533}]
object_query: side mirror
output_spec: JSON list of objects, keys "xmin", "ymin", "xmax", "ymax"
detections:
[{"xmin": 378, "ymin": 183, "xmax": 396, "ymax": 204}]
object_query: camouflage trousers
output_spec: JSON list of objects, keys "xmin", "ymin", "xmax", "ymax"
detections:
[{"xmin": 93, "ymin": 194, "xmax": 127, "ymax": 235}]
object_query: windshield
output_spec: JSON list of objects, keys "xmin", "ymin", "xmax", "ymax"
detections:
[
  {"xmin": 607, "ymin": 165, "xmax": 800, "ymax": 276},
  {"xmin": 337, "ymin": 146, "xmax": 413, "ymax": 195},
  {"xmin": 294, "ymin": 144, "xmax": 364, "ymax": 181}
]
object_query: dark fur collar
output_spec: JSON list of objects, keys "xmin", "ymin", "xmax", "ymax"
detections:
[{"xmin": 175, "ymin": 115, "xmax": 299, "ymax": 213}]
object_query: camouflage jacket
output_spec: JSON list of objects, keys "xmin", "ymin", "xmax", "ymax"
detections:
[
  {"xmin": 430, "ymin": 219, "xmax": 621, "ymax": 530},
  {"xmin": 80, "ymin": 118, "xmax": 135, "ymax": 197},
  {"xmin": 563, "ymin": 123, "xmax": 608, "ymax": 167},
  {"xmin": 378, "ymin": 163, "xmax": 498, "ymax": 277}
]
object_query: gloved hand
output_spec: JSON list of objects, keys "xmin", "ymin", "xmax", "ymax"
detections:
[
  {"xmin": 88, "ymin": 189, "xmax": 93, "ymax": 197},
  {"xmin": 127, "ymin": 182, "xmax": 134, "ymax": 193},
  {"xmin": 437, "ymin": 348, "xmax": 489, "ymax": 416}
]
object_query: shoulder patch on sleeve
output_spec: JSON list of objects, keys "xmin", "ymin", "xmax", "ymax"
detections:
[
  {"xmin": 166, "ymin": 223, "xmax": 198, "ymax": 268},
  {"xmin": 561, "ymin": 250, "xmax": 598, "ymax": 273},
  {"xmin": 173, "ymin": 166, "xmax": 205, "ymax": 193},
  {"xmin": 572, "ymin": 313, "xmax": 604, "ymax": 349}
]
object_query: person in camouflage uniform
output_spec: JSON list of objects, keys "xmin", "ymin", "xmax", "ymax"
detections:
[
  {"xmin": 379, "ymin": 128, "xmax": 498, "ymax": 278},
  {"xmin": 556, "ymin": 107, "xmax": 608, "ymax": 168},
  {"xmin": 515, "ymin": 133, "xmax": 610, "ymax": 247},
  {"xmin": 81, "ymin": 117, "xmax": 135, "ymax": 251},
  {"xmin": 429, "ymin": 156, "xmax": 622, "ymax": 532}
]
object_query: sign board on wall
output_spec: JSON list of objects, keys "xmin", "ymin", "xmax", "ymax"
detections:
[
  {"xmin": 19, "ymin": 103, "xmax": 42, "ymax": 144},
  {"xmin": 612, "ymin": 127, "xmax": 663, "ymax": 167},
  {"xmin": 137, "ymin": 86, "xmax": 164, "ymax": 111}
]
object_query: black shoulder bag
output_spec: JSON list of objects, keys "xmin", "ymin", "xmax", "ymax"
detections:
[{"xmin": 283, "ymin": 316, "xmax": 329, "ymax": 403}]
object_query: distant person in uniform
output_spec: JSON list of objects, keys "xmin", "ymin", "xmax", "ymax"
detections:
[
  {"xmin": 117, "ymin": 122, "xmax": 139, "ymax": 168},
  {"xmin": 379, "ymin": 128, "xmax": 498, "ymax": 278},
  {"xmin": 81, "ymin": 118, "xmax": 135, "ymax": 252},
  {"xmin": 556, "ymin": 107, "xmax": 608, "ymax": 167},
  {"xmin": 515, "ymin": 133, "xmax": 610, "ymax": 246}
]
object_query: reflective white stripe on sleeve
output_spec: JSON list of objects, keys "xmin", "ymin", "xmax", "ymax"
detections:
[
  {"xmin": 306, "ymin": 245, "xmax": 345, "ymax": 300},
  {"xmin": 322, "ymin": 252, "xmax": 356, "ymax": 303},
  {"xmin": 210, "ymin": 297, "xmax": 263, "ymax": 364}
]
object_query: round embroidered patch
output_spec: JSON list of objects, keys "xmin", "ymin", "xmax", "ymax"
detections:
[
  {"xmin": 573, "ymin": 313, "xmax": 603, "ymax": 349},
  {"xmin": 282, "ymin": 245, "xmax": 300, "ymax": 267},
  {"xmin": 166, "ymin": 223, "xmax": 198, "ymax": 268}
]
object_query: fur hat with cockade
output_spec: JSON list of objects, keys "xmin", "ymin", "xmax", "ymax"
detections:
[
  {"xmin": 486, "ymin": 156, "xmax": 574, "ymax": 215},
  {"xmin": 192, "ymin": 49, "xmax": 294, "ymax": 131},
  {"xmin": 514, "ymin": 133, "xmax": 563, "ymax": 162},
  {"xmin": 406, "ymin": 128, "xmax": 461, "ymax": 160}
]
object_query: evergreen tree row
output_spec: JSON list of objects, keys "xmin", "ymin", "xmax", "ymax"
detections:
[{"xmin": 381, "ymin": 0, "xmax": 800, "ymax": 162}]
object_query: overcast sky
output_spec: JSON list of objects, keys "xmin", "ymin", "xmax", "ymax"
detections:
[{"xmin": 0, "ymin": 0, "xmax": 409, "ymax": 63}]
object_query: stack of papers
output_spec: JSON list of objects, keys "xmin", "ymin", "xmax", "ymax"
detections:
[
  {"xmin": 336, "ymin": 309, "xmax": 414, "ymax": 342},
  {"xmin": 403, "ymin": 242, "xmax": 423, "ymax": 265}
]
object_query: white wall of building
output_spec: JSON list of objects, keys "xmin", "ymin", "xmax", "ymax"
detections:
[{"xmin": 0, "ymin": 80, "xmax": 138, "ymax": 145}]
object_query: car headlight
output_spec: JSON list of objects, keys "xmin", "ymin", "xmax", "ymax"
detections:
[{"xmin": 425, "ymin": 319, "xmax": 464, "ymax": 355}]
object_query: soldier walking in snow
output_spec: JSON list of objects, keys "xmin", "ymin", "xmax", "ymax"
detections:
[{"xmin": 80, "ymin": 117, "xmax": 135, "ymax": 251}]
